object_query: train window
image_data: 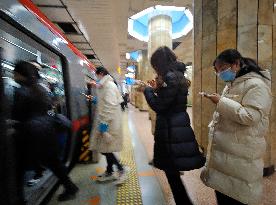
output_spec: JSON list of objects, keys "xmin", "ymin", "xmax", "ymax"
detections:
[{"xmin": 0, "ymin": 18, "xmax": 68, "ymax": 204}]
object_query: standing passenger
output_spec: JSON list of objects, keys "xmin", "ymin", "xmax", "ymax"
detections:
[
  {"xmin": 12, "ymin": 61, "xmax": 78, "ymax": 202},
  {"xmin": 89, "ymin": 66, "xmax": 128, "ymax": 184},
  {"xmin": 201, "ymin": 49, "xmax": 272, "ymax": 205},
  {"xmin": 137, "ymin": 46, "xmax": 205, "ymax": 205}
]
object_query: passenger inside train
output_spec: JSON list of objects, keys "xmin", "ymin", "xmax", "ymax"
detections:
[{"xmin": 0, "ymin": 1, "xmax": 276, "ymax": 205}]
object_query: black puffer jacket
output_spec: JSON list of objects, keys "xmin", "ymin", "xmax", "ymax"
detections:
[
  {"xmin": 12, "ymin": 84, "xmax": 59, "ymax": 164},
  {"xmin": 144, "ymin": 70, "xmax": 205, "ymax": 171}
]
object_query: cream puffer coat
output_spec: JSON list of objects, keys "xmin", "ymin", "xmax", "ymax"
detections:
[
  {"xmin": 201, "ymin": 70, "xmax": 272, "ymax": 205},
  {"xmin": 90, "ymin": 75, "xmax": 124, "ymax": 153}
]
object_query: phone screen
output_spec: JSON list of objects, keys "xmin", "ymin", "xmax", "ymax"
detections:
[{"xmin": 199, "ymin": 92, "xmax": 210, "ymax": 97}]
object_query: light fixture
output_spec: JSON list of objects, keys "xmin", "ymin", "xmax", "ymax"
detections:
[{"xmin": 126, "ymin": 53, "xmax": 130, "ymax": 59}]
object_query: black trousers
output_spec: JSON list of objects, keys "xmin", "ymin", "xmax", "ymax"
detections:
[
  {"xmin": 164, "ymin": 170, "xmax": 193, "ymax": 205},
  {"xmin": 102, "ymin": 153, "xmax": 123, "ymax": 173},
  {"xmin": 44, "ymin": 157, "xmax": 73, "ymax": 187},
  {"xmin": 215, "ymin": 191, "xmax": 247, "ymax": 205}
]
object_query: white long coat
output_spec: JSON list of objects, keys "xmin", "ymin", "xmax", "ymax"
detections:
[
  {"xmin": 201, "ymin": 71, "xmax": 272, "ymax": 205},
  {"xmin": 90, "ymin": 75, "xmax": 123, "ymax": 153}
]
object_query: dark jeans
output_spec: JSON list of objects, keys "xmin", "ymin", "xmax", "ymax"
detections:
[
  {"xmin": 164, "ymin": 170, "xmax": 193, "ymax": 205},
  {"xmin": 102, "ymin": 153, "xmax": 123, "ymax": 173},
  {"xmin": 215, "ymin": 191, "xmax": 247, "ymax": 205}
]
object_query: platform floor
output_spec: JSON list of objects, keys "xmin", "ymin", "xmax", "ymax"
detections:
[{"xmin": 48, "ymin": 105, "xmax": 276, "ymax": 205}]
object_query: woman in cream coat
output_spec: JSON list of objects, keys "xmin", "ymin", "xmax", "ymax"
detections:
[
  {"xmin": 89, "ymin": 66, "xmax": 126, "ymax": 183},
  {"xmin": 201, "ymin": 49, "xmax": 272, "ymax": 205}
]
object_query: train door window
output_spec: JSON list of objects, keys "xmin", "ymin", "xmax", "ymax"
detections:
[{"xmin": 0, "ymin": 18, "xmax": 68, "ymax": 204}]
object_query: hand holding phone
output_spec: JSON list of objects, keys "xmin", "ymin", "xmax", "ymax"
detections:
[
  {"xmin": 199, "ymin": 92, "xmax": 221, "ymax": 104},
  {"xmin": 199, "ymin": 92, "xmax": 211, "ymax": 97}
]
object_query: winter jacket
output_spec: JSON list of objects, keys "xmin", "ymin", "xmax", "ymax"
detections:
[
  {"xmin": 12, "ymin": 85, "xmax": 51, "ymax": 122},
  {"xmin": 201, "ymin": 71, "xmax": 272, "ymax": 204},
  {"xmin": 144, "ymin": 70, "xmax": 205, "ymax": 171},
  {"xmin": 90, "ymin": 75, "xmax": 124, "ymax": 153},
  {"xmin": 12, "ymin": 84, "xmax": 58, "ymax": 164}
]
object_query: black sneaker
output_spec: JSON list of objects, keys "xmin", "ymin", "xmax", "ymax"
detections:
[{"xmin": 57, "ymin": 184, "xmax": 79, "ymax": 201}]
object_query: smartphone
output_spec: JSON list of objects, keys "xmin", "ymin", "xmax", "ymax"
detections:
[
  {"xmin": 199, "ymin": 92, "xmax": 211, "ymax": 97},
  {"xmin": 81, "ymin": 92, "xmax": 91, "ymax": 98},
  {"xmin": 81, "ymin": 92, "xmax": 87, "ymax": 97}
]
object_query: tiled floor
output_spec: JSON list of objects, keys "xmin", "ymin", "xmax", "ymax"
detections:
[
  {"xmin": 129, "ymin": 105, "xmax": 276, "ymax": 205},
  {"xmin": 47, "ymin": 112, "xmax": 166, "ymax": 205},
  {"xmin": 47, "ymin": 105, "xmax": 276, "ymax": 205}
]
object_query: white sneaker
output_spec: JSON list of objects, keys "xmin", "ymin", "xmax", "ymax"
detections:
[
  {"xmin": 114, "ymin": 167, "xmax": 130, "ymax": 185},
  {"xmin": 27, "ymin": 178, "xmax": 41, "ymax": 186},
  {"xmin": 96, "ymin": 172, "xmax": 117, "ymax": 182}
]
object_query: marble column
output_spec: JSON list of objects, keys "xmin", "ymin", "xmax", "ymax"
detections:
[
  {"xmin": 147, "ymin": 14, "xmax": 173, "ymax": 134},
  {"xmin": 194, "ymin": 0, "xmax": 275, "ymax": 174},
  {"xmin": 148, "ymin": 15, "xmax": 173, "ymax": 59},
  {"xmin": 134, "ymin": 61, "xmax": 141, "ymax": 108},
  {"xmin": 137, "ymin": 50, "xmax": 149, "ymax": 111}
]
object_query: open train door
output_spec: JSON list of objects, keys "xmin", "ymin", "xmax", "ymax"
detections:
[{"xmin": 0, "ymin": 48, "xmax": 19, "ymax": 205}]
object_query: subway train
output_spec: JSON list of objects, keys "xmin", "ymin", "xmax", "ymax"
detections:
[{"xmin": 0, "ymin": 0, "xmax": 97, "ymax": 204}]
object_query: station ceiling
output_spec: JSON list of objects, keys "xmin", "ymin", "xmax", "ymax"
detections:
[{"xmin": 32, "ymin": 0, "xmax": 192, "ymax": 74}]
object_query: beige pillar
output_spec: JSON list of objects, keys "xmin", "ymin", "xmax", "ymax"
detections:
[
  {"xmin": 147, "ymin": 14, "xmax": 173, "ymax": 134},
  {"xmin": 134, "ymin": 62, "xmax": 141, "ymax": 108},
  {"xmin": 148, "ymin": 15, "xmax": 173, "ymax": 59},
  {"xmin": 137, "ymin": 50, "xmax": 149, "ymax": 111},
  {"xmin": 194, "ymin": 0, "xmax": 275, "ymax": 173}
]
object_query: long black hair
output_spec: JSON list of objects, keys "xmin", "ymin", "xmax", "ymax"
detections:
[
  {"xmin": 214, "ymin": 49, "xmax": 269, "ymax": 80},
  {"xmin": 150, "ymin": 46, "xmax": 188, "ymax": 86},
  {"xmin": 150, "ymin": 46, "xmax": 188, "ymax": 75}
]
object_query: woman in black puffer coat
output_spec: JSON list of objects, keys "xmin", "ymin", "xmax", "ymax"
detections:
[{"xmin": 138, "ymin": 46, "xmax": 205, "ymax": 205}]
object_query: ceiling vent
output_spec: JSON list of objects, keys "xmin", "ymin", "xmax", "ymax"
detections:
[{"xmin": 57, "ymin": 23, "xmax": 78, "ymax": 33}]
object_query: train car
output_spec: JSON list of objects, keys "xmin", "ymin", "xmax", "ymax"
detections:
[{"xmin": 0, "ymin": 0, "xmax": 97, "ymax": 204}]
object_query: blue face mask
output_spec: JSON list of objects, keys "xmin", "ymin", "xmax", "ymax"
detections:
[{"xmin": 218, "ymin": 68, "xmax": 236, "ymax": 82}]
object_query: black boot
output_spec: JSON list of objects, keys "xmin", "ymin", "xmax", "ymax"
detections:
[{"xmin": 58, "ymin": 180, "xmax": 79, "ymax": 201}]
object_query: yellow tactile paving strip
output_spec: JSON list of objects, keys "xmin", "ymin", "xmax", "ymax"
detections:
[{"xmin": 116, "ymin": 114, "xmax": 143, "ymax": 205}]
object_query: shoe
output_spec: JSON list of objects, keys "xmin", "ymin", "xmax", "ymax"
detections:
[
  {"xmin": 27, "ymin": 178, "xmax": 41, "ymax": 186},
  {"xmin": 96, "ymin": 172, "xmax": 117, "ymax": 182},
  {"xmin": 114, "ymin": 167, "xmax": 130, "ymax": 185},
  {"xmin": 58, "ymin": 183, "xmax": 79, "ymax": 201}
]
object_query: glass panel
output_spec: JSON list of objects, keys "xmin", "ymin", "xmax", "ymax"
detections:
[{"xmin": 0, "ymin": 19, "xmax": 68, "ymax": 204}]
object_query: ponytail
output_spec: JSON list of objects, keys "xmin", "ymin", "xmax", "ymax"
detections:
[{"xmin": 238, "ymin": 57, "xmax": 270, "ymax": 80}]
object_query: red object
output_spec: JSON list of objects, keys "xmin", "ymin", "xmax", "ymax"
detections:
[
  {"xmin": 19, "ymin": 0, "xmax": 95, "ymax": 71},
  {"xmin": 72, "ymin": 115, "xmax": 89, "ymax": 132}
]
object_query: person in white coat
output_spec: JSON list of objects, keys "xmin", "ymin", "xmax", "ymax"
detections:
[
  {"xmin": 89, "ymin": 66, "xmax": 126, "ymax": 183},
  {"xmin": 200, "ymin": 49, "xmax": 272, "ymax": 205}
]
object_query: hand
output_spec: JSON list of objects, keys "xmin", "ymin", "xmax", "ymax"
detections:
[
  {"xmin": 147, "ymin": 79, "xmax": 157, "ymax": 89},
  {"xmin": 88, "ymin": 80, "xmax": 99, "ymax": 88},
  {"xmin": 89, "ymin": 80, "xmax": 103, "ymax": 88},
  {"xmin": 85, "ymin": 94, "xmax": 93, "ymax": 101},
  {"xmin": 205, "ymin": 93, "xmax": 220, "ymax": 104}
]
